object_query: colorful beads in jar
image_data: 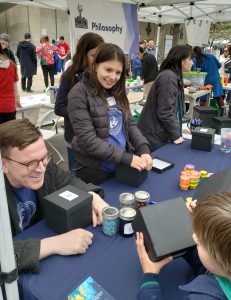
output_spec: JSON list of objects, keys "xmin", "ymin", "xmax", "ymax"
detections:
[
  {"xmin": 119, "ymin": 207, "xmax": 136, "ymax": 237},
  {"xmin": 119, "ymin": 193, "xmax": 135, "ymax": 208},
  {"xmin": 135, "ymin": 191, "xmax": 150, "ymax": 209},
  {"xmin": 102, "ymin": 206, "xmax": 119, "ymax": 236}
]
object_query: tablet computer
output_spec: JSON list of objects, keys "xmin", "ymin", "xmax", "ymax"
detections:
[{"xmin": 152, "ymin": 157, "xmax": 174, "ymax": 173}]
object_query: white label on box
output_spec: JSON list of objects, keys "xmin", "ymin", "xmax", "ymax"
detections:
[
  {"xmin": 200, "ymin": 128, "xmax": 208, "ymax": 133},
  {"xmin": 59, "ymin": 190, "xmax": 79, "ymax": 201},
  {"xmin": 124, "ymin": 223, "xmax": 134, "ymax": 234}
]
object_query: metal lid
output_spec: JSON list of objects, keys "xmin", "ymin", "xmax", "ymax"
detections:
[
  {"xmin": 119, "ymin": 207, "xmax": 136, "ymax": 221},
  {"xmin": 134, "ymin": 191, "xmax": 150, "ymax": 202},
  {"xmin": 119, "ymin": 193, "xmax": 135, "ymax": 204},
  {"xmin": 102, "ymin": 206, "xmax": 119, "ymax": 219}
]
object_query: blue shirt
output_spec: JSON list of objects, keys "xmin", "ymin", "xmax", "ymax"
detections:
[
  {"xmin": 11, "ymin": 186, "xmax": 37, "ymax": 231},
  {"xmin": 100, "ymin": 102, "xmax": 126, "ymax": 172}
]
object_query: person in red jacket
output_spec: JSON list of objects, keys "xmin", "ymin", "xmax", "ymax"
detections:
[
  {"xmin": 57, "ymin": 35, "xmax": 70, "ymax": 72},
  {"xmin": 0, "ymin": 43, "xmax": 21, "ymax": 124},
  {"xmin": 36, "ymin": 35, "xmax": 59, "ymax": 90}
]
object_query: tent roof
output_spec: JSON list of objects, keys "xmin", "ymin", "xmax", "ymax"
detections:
[
  {"xmin": 136, "ymin": 0, "xmax": 231, "ymax": 24},
  {"xmin": 1, "ymin": 0, "xmax": 231, "ymax": 24}
]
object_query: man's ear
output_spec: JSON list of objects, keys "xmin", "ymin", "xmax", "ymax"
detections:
[{"xmin": 1, "ymin": 158, "xmax": 9, "ymax": 174}]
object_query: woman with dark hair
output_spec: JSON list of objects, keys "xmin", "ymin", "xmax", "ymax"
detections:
[
  {"xmin": 192, "ymin": 46, "xmax": 224, "ymax": 110},
  {"xmin": 138, "ymin": 45, "xmax": 193, "ymax": 151},
  {"xmin": 55, "ymin": 32, "xmax": 104, "ymax": 170},
  {"xmin": 68, "ymin": 43, "xmax": 152, "ymax": 184},
  {"xmin": 0, "ymin": 43, "xmax": 21, "ymax": 124}
]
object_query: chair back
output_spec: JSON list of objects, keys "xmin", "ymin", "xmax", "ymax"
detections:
[{"xmin": 38, "ymin": 110, "xmax": 60, "ymax": 132}]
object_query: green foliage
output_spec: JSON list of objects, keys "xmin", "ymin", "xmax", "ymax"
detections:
[{"xmin": 210, "ymin": 22, "xmax": 231, "ymax": 41}]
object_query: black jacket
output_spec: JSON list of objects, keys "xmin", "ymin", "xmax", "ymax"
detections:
[
  {"xmin": 8, "ymin": 160, "xmax": 103, "ymax": 273},
  {"xmin": 16, "ymin": 41, "xmax": 37, "ymax": 77},
  {"xmin": 141, "ymin": 53, "xmax": 158, "ymax": 84},
  {"xmin": 138, "ymin": 69, "xmax": 184, "ymax": 145},
  {"xmin": 68, "ymin": 72, "xmax": 150, "ymax": 169},
  {"xmin": 55, "ymin": 72, "xmax": 81, "ymax": 143}
]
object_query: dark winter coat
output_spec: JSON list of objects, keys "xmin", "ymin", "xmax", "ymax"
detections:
[
  {"xmin": 16, "ymin": 40, "xmax": 37, "ymax": 77},
  {"xmin": 68, "ymin": 71, "xmax": 150, "ymax": 169},
  {"xmin": 138, "ymin": 69, "xmax": 184, "ymax": 145},
  {"xmin": 141, "ymin": 53, "xmax": 158, "ymax": 84}
]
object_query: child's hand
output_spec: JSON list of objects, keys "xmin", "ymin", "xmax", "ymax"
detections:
[
  {"xmin": 186, "ymin": 199, "xmax": 197, "ymax": 214},
  {"xmin": 136, "ymin": 232, "xmax": 172, "ymax": 274}
]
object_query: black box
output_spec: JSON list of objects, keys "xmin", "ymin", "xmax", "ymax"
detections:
[
  {"xmin": 193, "ymin": 168, "xmax": 231, "ymax": 202},
  {"xmin": 193, "ymin": 106, "xmax": 217, "ymax": 128},
  {"xmin": 115, "ymin": 164, "xmax": 148, "ymax": 187},
  {"xmin": 44, "ymin": 185, "xmax": 92, "ymax": 234},
  {"xmin": 212, "ymin": 116, "xmax": 231, "ymax": 134},
  {"xmin": 191, "ymin": 127, "xmax": 215, "ymax": 151},
  {"xmin": 132, "ymin": 197, "xmax": 195, "ymax": 261}
]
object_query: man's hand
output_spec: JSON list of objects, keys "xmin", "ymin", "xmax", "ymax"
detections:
[
  {"xmin": 89, "ymin": 191, "xmax": 109, "ymax": 227},
  {"xmin": 136, "ymin": 232, "xmax": 172, "ymax": 274},
  {"xmin": 141, "ymin": 153, "xmax": 153, "ymax": 171},
  {"xmin": 40, "ymin": 228, "xmax": 93, "ymax": 259}
]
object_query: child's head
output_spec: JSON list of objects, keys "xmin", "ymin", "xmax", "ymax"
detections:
[
  {"xmin": 91, "ymin": 43, "xmax": 129, "ymax": 116},
  {"xmin": 192, "ymin": 192, "xmax": 231, "ymax": 278}
]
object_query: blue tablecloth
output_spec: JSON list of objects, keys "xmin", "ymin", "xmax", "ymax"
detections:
[{"xmin": 16, "ymin": 141, "xmax": 231, "ymax": 300}]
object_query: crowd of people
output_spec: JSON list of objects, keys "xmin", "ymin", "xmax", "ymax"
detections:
[{"xmin": 1, "ymin": 30, "xmax": 231, "ymax": 300}]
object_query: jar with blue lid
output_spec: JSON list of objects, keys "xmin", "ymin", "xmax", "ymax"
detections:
[
  {"xmin": 102, "ymin": 206, "xmax": 119, "ymax": 236},
  {"xmin": 119, "ymin": 207, "xmax": 136, "ymax": 237}
]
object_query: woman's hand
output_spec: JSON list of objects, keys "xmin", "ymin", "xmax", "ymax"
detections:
[
  {"xmin": 131, "ymin": 155, "xmax": 147, "ymax": 171},
  {"xmin": 141, "ymin": 154, "xmax": 153, "ymax": 171},
  {"xmin": 136, "ymin": 232, "xmax": 173, "ymax": 274},
  {"xmin": 182, "ymin": 128, "xmax": 190, "ymax": 134},
  {"xmin": 173, "ymin": 137, "xmax": 185, "ymax": 144}
]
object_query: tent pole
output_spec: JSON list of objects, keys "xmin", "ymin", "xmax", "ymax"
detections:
[
  {"xmin": 0, "ymin": 152, "xmax": 19, "ymax": 300},
  {"xmin": 155, "ymin": 15, "xmax": 162, "ymax": 60},
  {"xmin": 67, "ymin": 7, "xmax": 75, "ymax": 56}
]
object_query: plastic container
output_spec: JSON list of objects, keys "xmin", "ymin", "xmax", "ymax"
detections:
[
  {"xmin": 183, "ymin": 72, "xmax": 207, "ymax": 87},
  {"xmin": 119, "ymin": 207, "xmax": 136, "ymax": 237},
  {"xmin": 135, "ymin": 191, "xmax": 150, "ymax": 209},
  {"xmin": 102, "ymin": 206, "xmax": 119, "ymax": 236},
  {"xmin": 119, "ymin": 193, "xmax": 135, "ymax": 208},
  {"xmin": 220, "ymin": 128, "xmax": 231, "ymax": 153}
]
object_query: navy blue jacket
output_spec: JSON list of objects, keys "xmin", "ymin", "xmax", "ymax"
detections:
[
  {"xmin": 16, "ymin": 41, "xmax": 37, "ymax": 77},
  {"xmin": 137, "ymin": 273, "xmax": 227, "ymax": 300}
]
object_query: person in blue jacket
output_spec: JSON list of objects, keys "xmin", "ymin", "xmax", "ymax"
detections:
[
  {"xmin": 192, "ymin": 46, "xmax": 224, "ymax": 111},
  {"xmin": 136, "ymin": 192, "xmax": 231, "ymax": 300}
]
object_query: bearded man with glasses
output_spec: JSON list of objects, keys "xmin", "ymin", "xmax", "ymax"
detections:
[{"xmin": 0, "ymin": 118, "xmax": 108, "ymax": 273}]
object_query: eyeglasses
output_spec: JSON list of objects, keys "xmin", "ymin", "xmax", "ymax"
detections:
[{"xmin": 3, "ymin": 152, "xmax": 52, "ymax": 172}]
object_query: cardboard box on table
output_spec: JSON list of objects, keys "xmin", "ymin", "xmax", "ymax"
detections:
[
  {"xmin": 132, "ymin": 197, "xmax": 195, "ymax": 262},
  {"xmin": 193, "ymin": 106, "xmax": 217, "ymax": 128},
  {"xmin": 44, "ymin": 185, "xmax": 92, "ymax": 234},
  {"xmin": 115, "ymin": 164, "xmax": 148, "ymax": 187},
  {"xmin": 191, "ymin": 127, "xmax": 215, "ymax": 151},
  {"xmin": 212, "ymin": 117, "xmax": 231, "ymax": 134}
]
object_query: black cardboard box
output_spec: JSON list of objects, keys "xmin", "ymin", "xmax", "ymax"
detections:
[
  {"xmin": 115, "ymin": 164, "xmax": 148, "ymax": 187},
  {"xmin": 44, "ymin": 185, "xmax": 92, "ymax": 234},
  {"xmin": 191, "ymin": 127, "xmax": 215, "ymax": 151},
  {"xmin": 212, "ymin": 116, "xmax": 231, "ymax": 134},
  {"xmin": 193, "ymin": 168, "xmax": 231, "ymax": 202},
  {"xmin": 132, "ymin": 197, "xmax": 195, "ymax": 261},
  {"xmin": 193, "ymin": 106, "xmax": 217, "ymax": 128}
]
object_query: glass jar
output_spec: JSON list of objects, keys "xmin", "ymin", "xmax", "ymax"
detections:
[
  {"xmin": 135, "ymin": 191, "xmax": 150, "ymax": 209},
  {"xmin": 220, "ymin": 128, "xmax": 231, "ymax": 154},
  {"xmin": 119, "ymin": 193, "xmax": 135, "ymax": 208},
  {"xmin": 119, "ymin": 207, "xmax": 136, "ymax": 237},
  {"xmin": 102, "ymin": 206, "xmax": 119, "ymax": 236}
]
